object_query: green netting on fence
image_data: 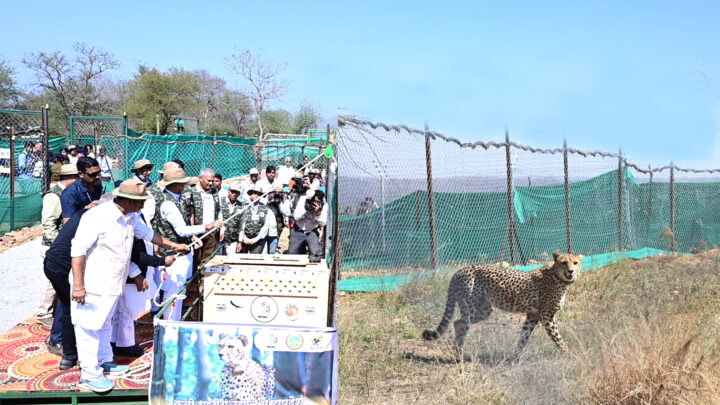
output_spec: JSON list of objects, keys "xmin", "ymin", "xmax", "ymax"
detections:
[
  {"xmin": 339, "ymin": 167, "xmax": 720, "ymax": 270},
  {"xmin": 337, "ymin": 247, "xmax": 679, "ymax": 292}
]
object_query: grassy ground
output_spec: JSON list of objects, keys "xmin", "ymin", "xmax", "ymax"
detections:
[{"xmin": 338, "ymin": 250, "xmax": 720, "ymax": 404}]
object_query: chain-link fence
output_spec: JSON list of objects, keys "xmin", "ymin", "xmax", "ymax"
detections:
[
  {"xmin": 337, "ymin": 116, "xmax": 720, "ymax": 272},
  {"xmin": 0, "ymin": 109, "xmax": 50, "ymax": 234}
]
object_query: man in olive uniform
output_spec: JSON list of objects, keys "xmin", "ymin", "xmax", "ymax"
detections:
[
  {"xmin": 239, "ymin": 185, "xmax": 269, "ymax": 254},
  {"xmin": 37, "ymin": 164, "xmax": 78, "ymax": 350},
  {"xmin": 219, "ymin": 181, "xmax": 245, "ymax": 254},
  {"xmin": 156, "ymin": 168, "xmax": 222, "ymax": 320},
  {"xmin": 190, "ymin": 168, "xmax": 221, "ymax": 267}
]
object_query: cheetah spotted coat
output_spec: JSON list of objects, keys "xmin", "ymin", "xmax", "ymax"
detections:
[
  {"xmin": 218, "ymin": 335, "xmax": 275, "ymax": 400},
  {"xmin": 423, "ymin": 251, "xmax": 583, "ymax": 355}
]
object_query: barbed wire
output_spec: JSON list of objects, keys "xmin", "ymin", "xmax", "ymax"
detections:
[{"xmin": 338, "ymin": 115, "xmax": 720, "ymax": 175}]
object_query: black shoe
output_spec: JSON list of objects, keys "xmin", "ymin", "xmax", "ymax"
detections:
[
  {"xmin": 59, "ymin": 355, "xmax": 77, "ymax": 370},
  {"xmin": 113, "ymin": 344, "xmax": 145, "ymax": 357},
  {"xmin": 45, "ymin": 337, "xmax": 63, "ymax": 357}
]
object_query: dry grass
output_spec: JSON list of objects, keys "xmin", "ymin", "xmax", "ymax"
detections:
[{"xmin": 338, "ymin": 250, "xmax": 720, "ymax": 404}]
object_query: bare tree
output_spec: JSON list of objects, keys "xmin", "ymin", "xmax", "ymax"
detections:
[
  {"xmin": 227, "ymin": 49, "xmax": 288, "ymax": 141},
  {"xmin": 23, "ymin": 42, "xmax": 120, "ymax": 123}
]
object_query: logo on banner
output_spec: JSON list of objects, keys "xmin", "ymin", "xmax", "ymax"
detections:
[
  {"xmin": 311, "ymin": 335, "xmax": 325, "ymax": 350},
  {"xmin": 286, "ymin": 335, "xmax": 303, "ymax": 350},
  {"xmin": 251, "ymin": 296, "xmax": 278, "ymax": 323},
  {"xmin": 284, "ymin": 303, "xmax": 299, "ymax": 320}
]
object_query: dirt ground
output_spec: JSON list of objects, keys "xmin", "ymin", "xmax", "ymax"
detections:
[{"xmin": 0, "ymin": 226, "xmax": 42, "ymax": 255}]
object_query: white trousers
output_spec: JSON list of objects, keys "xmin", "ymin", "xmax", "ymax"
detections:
[
  {"xmin": 111, "ymin": 294, "xmax": 135, "ymax": 348},
  {"xmin": 160, "ymin": 252, "xmax": 193, "ymax": 321},
  {"xmin": 73, "ymin": 294, "xmax": 119, "ymax": 382}
]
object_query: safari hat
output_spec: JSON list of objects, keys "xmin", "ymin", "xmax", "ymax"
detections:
[
  {"xmin": 157, "ymin": 161, "xmax": 180, "ymax": 174},
  {"xmin": 309, "ymin": 168, "xmax": 320, "ymax": 175},
  {"xmin": 160, "ymin": 167, "xmax": 190, "ymax": 186},
  {"xmin": 229, "ymin": 181, "xmax": 243, "ymax": 192},
  {"xmin": 111, "ymin": 178, "xmax": 150, "ymax": 200},
  {"xmin": 59, "ymin": 164, "xmax": 78, "ymax": 176},
  {"xmin": 130, "ymin": 159, "xmax": 154, "ymax": 172},
  {"xmin": 67, "ymin": 145, "xmax": 76, "ymax": 151},
  {"xmin": 273, "ymin": 185, "xmax": 284, "ymax": 193},
  {"xmin": 247, "ymin": 184, "xmax": 264, "ymax": 196},
  {"xmin": 249, "ymin": 168, "xmax": 259, "ymax": 175}
]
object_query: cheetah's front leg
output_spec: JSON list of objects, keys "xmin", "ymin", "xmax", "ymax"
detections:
[{"xmin": 542, "ymin": 319, "xmax": 568, "ymax": 353}]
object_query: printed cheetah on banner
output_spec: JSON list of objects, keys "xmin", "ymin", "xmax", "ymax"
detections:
[
  {"xmin": 218, "ymin": 335, "xmax": 275, "ymax": 400},
  {"xmin": 423, "ymin": 251, "xmax": 583, "ymax": 357}
]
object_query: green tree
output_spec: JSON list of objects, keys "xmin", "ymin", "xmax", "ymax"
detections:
[
  {"xmin": 0, "ymin": 58, "xmax": 22, "ymax": 108},
  {"xmin": 124, "ymin": 66, "xmax": 202, "ymax": 135},
  {"xmin": 23, "ymin": 43, "xmax": 120, "ymax": 124},
  {"xmin": 293, "ymin": 104, "xmax": 322, "ymax": 134}
]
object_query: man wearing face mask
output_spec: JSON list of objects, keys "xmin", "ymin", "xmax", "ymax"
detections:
[
  {"xmin": 70, "ymin": 179, "xmax": 187, "ymax": 394},
  {"xmin": 130, "ymin": 159, "xmax": 153, "ymax": 187}
]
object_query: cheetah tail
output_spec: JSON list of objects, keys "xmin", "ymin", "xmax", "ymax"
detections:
[{"xmin": 422, "ymin": 289, "xmax": 456, "ymax": 341}]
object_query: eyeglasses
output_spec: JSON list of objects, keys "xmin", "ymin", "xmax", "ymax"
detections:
[{"xmin": 84, "ymin": 171, "xmax": 101, "ymax": 178}]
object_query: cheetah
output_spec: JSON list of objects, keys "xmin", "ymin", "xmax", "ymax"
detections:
[
  {"xmin": 422, "ymin": 251, "xmax": 582, "ymax": 357},
  {"xmin": 217, "ymin": 335, "xmax": 275, "ymax": 400}
]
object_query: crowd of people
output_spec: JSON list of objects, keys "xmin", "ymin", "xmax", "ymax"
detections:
[{"xmin": 35, "ymin": 152, "xmax": 330, "ymax": 394}]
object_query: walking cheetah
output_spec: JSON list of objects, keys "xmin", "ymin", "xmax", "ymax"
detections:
[{"xmin": 422, "ymin": 251, "xmax": 582, "ymax": 356}]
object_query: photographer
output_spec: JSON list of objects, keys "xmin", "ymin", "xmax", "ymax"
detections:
[
  {"xmin": 264, "ymin": 186, "xmax": 291, "ymax": 254},
  {"xmin": 288, "ymin": 189, "xmax": 328, "ymax": 261}
]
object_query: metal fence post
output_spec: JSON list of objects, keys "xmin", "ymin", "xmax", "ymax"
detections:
[
  {"xmin": 41, "ymin": 105, "xmax": 50, "ymax": 193},
  {"xmin": 93, "ymin": 122, "xmax": 99, "ymax": 163},
  {"xmin": 647, "ymin": 165, "xmax": 653, "ymax": 221},
  {"xmin": 670, "ymin": 161, "xmax": 675, "ymax": 236},
  {"xmin": 618, "ymin": 151, "xmax": 623, "ymax": 251},
  {"xmin": 9, "ymin": 126, "xmax": 15, "ymax": 230},
  {"xmin": 563, "ymin": 139, "xmax": 572, "ymax": 253},
  {"xmin": 210, "ymin": 131, "xmax": 217, "ymax": 170},
  {"xmin": 505, "ymin": 130, "xmax": 516, "ymax": 265},
  {"xmin": 424, "ymin": 123, "xmax": 438, "ymax": 270}
]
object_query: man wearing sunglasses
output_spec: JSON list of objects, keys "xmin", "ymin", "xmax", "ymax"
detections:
[{"xmin": 61, "ymin": 157, "xmax": 104, "ymax": 224}]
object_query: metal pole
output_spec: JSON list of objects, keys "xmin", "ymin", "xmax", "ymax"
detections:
[
  {"xmin": 123, "ymin": 112, "xmax": 128, "ymax": 136},
  {"xmin": 505, "ymin": 130, "xmax": 516, "ymax": 265},
  {"xmin": 9, "ymin": 126, "xmax": 15, "ymax": 230},
  {"xmin": 210, "ymin": 131, "xmax": 217, "ymax": 170},
  {"xmin": 93, "ymin": 122, "xmax": 99, "ymax": 162},
  {"xmin": 670, "ymin": 162, "xmax": 675, "ymax": 236},
  {"xmin": 41, "ymin": 105, "xmax": 50, "ymax": 193},
  {"xmin": 618, "ymin": 151, "xmax": 623, "ymax": 251},
  {"xmin": 647, "ymin": 166, "xmax": 653, "ymax": 221},
  {"xmin": 380, "ymin": 166, "xmax": 386, "ymax": 252},
  {"xmin": 563, "ymin": 139, "xmax": 572, "ymax": 253},
  {"xmin": 424, "ymin": 123, "xmax": 438, "ymax": 270}
]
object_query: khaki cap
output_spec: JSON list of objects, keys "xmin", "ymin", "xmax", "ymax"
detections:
[
  {"xmin": 158, "ymin": 161, "xmax": 180, "ymax": 174},
  {"xmin": 247, "ymin": 184, "xmax": 264, "ymax": 196},
  {"xmin": 111, "ymin": 178, "xmax": 150, "ymax": 200},
  {"xmin": 131, "ymin": 159, "xmax": 154, "ymax": 172},
  {"xmin": 229, "ymin": 181, "xmax": 243, "ymax": 192},
  {"xmin": 160, "ymin": 167, "xmax": 190, "ymax": 186},
  {"xmin": 59, "ymin": 164, "xmax": 78, "ymax": 176}
]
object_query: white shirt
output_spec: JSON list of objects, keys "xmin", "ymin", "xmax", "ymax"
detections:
[
  {"xmin": 70, "ymin": 202, "xmax": 155, "ymax": 296},
  {"xmin": 195, "ymin": 183, "xmax": 218, "ymax": 225},
  {"xmin": 68, "ymin": 155, "xmax": 78, "ymax": 164},
  {"xmin": 277, "ymin": 164, "xmax": 295, "ymax": 186},
  {"xmin": 160, "ymin": 190, "xmax": 206, "ymax": 237},
  {"xmin": 293, "ymin": 196, "xmax": 328, "ymax": 232},
  {"xmin": 240, "ymin": 179, "xmax": 257, "ymax": 203},
  {"xmin": 257, "ymin": 178, "xmax": 280, "ymax": 194},
  {"xmin": 267, "ymin": 208, "xmax": 278, "ymax": 237},
  {"xmin": 98, "ymin": 155, "xmax": 113, "ymax": 178}
]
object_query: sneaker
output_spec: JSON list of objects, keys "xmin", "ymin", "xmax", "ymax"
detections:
[
  {"xmin": 100, "ymin": 362, "xmax": 129, "ymax": 378},
  {"xmin": 113, "ymin": 344, "xmax": 145, "ymax": 357},
  {"xmin": 59, "ymin": 355, "xmax": 77, "ymax": 370},
  {"xmin": 45, "ymin": 337, "xmax": 63, "ymax": 357},
  {"xmin": 78, "ymin": 377, "xmax": 114, "ymax": 394}
]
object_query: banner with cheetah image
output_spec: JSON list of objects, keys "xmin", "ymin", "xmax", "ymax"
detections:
[{"xmin": 150, "ymin": 320, "xmax": 337, "ymax": 405}]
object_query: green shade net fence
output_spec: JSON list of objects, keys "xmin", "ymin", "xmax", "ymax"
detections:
[
  {"xmin": 1, "ymin": 115, "xmax": 330, "ymax": 236},
  {"xmin": 337, "ymin": 117, "xmax": 720, "ymax": 272}
]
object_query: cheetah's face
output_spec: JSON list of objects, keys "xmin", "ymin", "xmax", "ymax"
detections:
[
  {"xmin": 218, "ymin": 335, "xmax": 252, "ymax": 371},
  {"xmin": 552, "ymin": 252, "xmax": 583, "ymax": 283}
]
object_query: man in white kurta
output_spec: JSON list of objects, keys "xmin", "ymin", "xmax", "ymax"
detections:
[{"xmin": 70, "ymin": 179, "xmax": 185, "ymax": 393}]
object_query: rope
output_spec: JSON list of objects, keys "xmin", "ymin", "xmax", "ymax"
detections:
[{"xmin": 338, "ymin": 115, "xmax": 720, "ymax": 174}]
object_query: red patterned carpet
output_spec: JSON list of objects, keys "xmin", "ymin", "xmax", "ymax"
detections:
[{"xmin": 0, "ymin": 317, "xmax": 153, "ymax": 393}]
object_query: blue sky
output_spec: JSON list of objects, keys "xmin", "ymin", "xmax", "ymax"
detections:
[{"xmin": 2, "ymin": 1, "xmax": 720, "ymax": 168}]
